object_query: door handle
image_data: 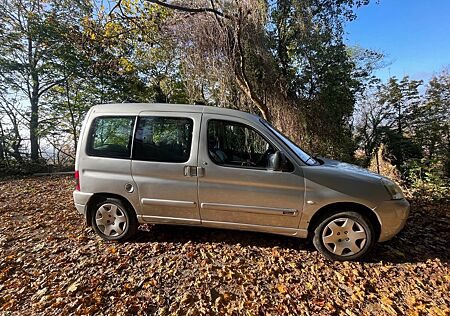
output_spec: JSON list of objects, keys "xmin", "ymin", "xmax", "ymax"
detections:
[
  {"xmin": 197, "ymin": 167, "xmax": 205, "ymax": 177},
  {"xmin": 184, "ymin": 166, "xmax": 205, "ymax": 177},
  {"xmin": 184, "ymin": 166, "xmax": 197, "ymax": 177}
]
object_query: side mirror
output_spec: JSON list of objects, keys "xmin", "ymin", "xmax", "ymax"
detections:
[{"xmin": 268, "ymin": 151, "xmax": 283, "ymax": 171}]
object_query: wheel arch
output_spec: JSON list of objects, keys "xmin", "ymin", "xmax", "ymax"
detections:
[
  {"xmin": 85, "ymin": 193, "xmax": 136, "ymax": 226},
  {"xmin": 307, "ymin": 202, "xmax": 381, "ymax": 241}
]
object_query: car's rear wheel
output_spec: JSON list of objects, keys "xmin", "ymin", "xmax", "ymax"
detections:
[
  {"xmin": 91, "ymin": 198, "xmax": 138, "ymax": 241},
  {"xmin": 312, "ymin": 211, "xmax": 375, "ymax": 261}
]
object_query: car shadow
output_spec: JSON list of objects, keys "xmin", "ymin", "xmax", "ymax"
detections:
[
  {"xmin": 131, "ymin": 202, "xmax": 449, "ymax": 265},
  {"xmin": 135, "ymin": 223, "xmax": 312, "ymax": 252}
]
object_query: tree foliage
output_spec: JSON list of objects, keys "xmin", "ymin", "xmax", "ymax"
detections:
[
  {"xmin": 0, "ymin": 0, "xmax": 448, "ymax": 192},
  {"xmin": 0, "ymin": 0, "xmax": 92, "ymax": 161},
  {"xmin": 355, "ymin": 70, "xmax": 450, "ymax": 193}
]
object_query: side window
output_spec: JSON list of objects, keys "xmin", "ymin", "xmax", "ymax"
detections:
[
  {"xmin": 133, "ymin": 117, "xmax": 193, "ymax": 163},
  {"xmin": 207, "ymin": 119, "xmax": 276, "ymax": 169},
  {"xmin": 87, "ymin": 116, "xmax": 135, "ymax": 158}
]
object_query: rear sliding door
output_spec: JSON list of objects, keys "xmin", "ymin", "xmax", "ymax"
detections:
[{"xmin": 131, "ymin": 112, "xmax": 202, "ymax": 225}]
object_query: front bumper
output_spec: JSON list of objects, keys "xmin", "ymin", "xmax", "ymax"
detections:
[
  {"xmin": 72, "ymin": 191, "xmax": 94, "ymax": 216},
  {"xmin": 374, "ymin": 198, "xmax": 410, "ymax": 242}
]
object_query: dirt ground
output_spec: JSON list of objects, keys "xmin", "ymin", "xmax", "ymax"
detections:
[{"xmin": 0, "ymin": 176, "xmax": 448, "ymax": 315}]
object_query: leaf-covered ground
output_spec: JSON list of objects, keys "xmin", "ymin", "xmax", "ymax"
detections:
[{"xmin": 0, "ymin": 176, "xmax": 448, "ymax": 315}]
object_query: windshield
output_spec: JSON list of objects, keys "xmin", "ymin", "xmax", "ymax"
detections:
[{"xmin": 260, "ymin": 119, "xmax": 318, "ymax": 166}]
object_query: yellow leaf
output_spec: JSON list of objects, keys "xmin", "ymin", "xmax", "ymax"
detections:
[
  {"xmin": 180, "ymin": 293, "xmax": 191, "ymax": 305},
  {"xmin": 143, "ymin": 279, "xmax": 157, "ymax": 289},
  {"xmin": 381, "ymin": 296, "xmax": 393, "ymax": 305},
  {"xmin": 335, "ymin": 271, "xmax": 345, "ymax": 282},
  {"xmin": 406, "ymin": 296, "xmax": 416, "ymax": 306},
  {"xmin": 277, "ymin": 283, "xmax": 288, "ymax": 294},
  {"xmin": 416, "ymin": 303, "xmax": 427, "ymax": 311},
  {"xmin": 430, "ymin": 306, "xmax": 447, "ymax": 316},
  {"xmin": 407, "ymin": 309, "xmax": 419, "ymax": 316},
  {"xmin": 66, "ymin": 280, "xmax": 80, "ymax": 294},
  {"xmin": 381, "ymin": 296, "xmax": 397, "ymax": 315},
  {"xmin": 272, "ymin": 249, "xmax": 280, "ymax": 258},
  {"xmin": 345, "ymin": 309, "xmax": 358, "ymax": 316}
]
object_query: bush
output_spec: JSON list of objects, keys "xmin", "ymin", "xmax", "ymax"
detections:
[
  {"xmin": 368, "ymin": 144, "xmax": 402, "ymax": 183},
  {"xmin": 0, "ymin": 159, "xmax": 74, "ymax": 179},
  {"xmin": 405, "ymin": 158, "xmax": 450, "ymax": 201}
]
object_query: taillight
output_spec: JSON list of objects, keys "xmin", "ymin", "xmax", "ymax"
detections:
[{"xmin": 75, "ymin": 170, "xmax": 80, "ymax": 191}]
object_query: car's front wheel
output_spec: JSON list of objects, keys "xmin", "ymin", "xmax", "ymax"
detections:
[
  {"xmin": 312, "ymin": 211, "xmax": 375, "ymax": 261},
  {"xmin": 91, "ymin": 198, "xmax": 138, "ymax": 241}
]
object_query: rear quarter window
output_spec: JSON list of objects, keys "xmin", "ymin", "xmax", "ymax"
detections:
[{"xmin": 86, "ymin": 116, "xmax": 135, "ymax": 158}]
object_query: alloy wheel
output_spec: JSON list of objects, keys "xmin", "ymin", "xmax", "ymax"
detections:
[
  {"xmin": 321, "ymin": 217, "xmax": 367, "ymax": 256},
  {"xmin": 95, "ymin": 203, "xmax": 128, "ymax": 237}
]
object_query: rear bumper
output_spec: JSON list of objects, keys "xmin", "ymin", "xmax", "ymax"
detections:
[
  {"xmin": 374, "ymin": 198, "xmax": 410, "ymax": 242},
  {"xmin": 73, "ymin": 191, "xmax": 93, "ymax": 216}
]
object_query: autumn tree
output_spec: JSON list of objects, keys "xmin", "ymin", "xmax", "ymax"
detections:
[
  {"xmin": 371, "ymin": 76, "xmax": 423, "ymax": 167},
  {"xmin": 113, "ymin": 0, "xmax": 372, "ymax": 159},
  {"xmin": 0, "ymin": 0, "xmax": 91, "ymax": 161},
  {"xmin": 21, "ymin": 1, "xmax": 175, "ymax": 160},
  {"xmin": 413, "ymin": 70, "xmax": 450, "ymax": 175}
]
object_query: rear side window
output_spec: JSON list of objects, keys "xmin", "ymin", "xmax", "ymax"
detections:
[
  {"xmin": 87, "ymin": 116, "xmax": 135, "ymax": 158},
  {"xmin": 133, "ymin": 117, "xmax": 193, "ymax": 163}
]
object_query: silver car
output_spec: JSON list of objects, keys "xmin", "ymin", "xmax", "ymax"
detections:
[{"xmin": 73, "ymin": 103, "xmax": 409, "ymax": 261}]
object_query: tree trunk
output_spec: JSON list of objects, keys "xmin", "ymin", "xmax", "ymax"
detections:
[
  {"xmin": 30, "ymin": 93, "xmax": 39, "ymax": 161},
  {"xmin": 234, "ymin": 22, "xmax": 270, "ymax": 121},
  {"xmin": 0, "ymin": 120, "xmax": 6, "ymax": 163},
  {"xmin": 11, "ymin": 120, "xmax": 23, "ymax": 163},
  {"xmin": 28, "ymin": 32, "xmax": 40, "ymax": 161},
  {"xmin": 235, "ymin": 75, "xmax": 270, "ymax": 120},
  {"xmin": 65, "ymin": 79, "xmax": 78, "ymax": 155}
]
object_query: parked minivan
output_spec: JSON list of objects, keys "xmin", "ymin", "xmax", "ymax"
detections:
[{"xmin": 73, "ymin": 103, "xmax": 409, "ymax": 261}]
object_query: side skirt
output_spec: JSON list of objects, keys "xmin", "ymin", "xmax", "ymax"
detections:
[{"xmin": 137, "ymin": 215, "xmax": 308, "ymax": 238}]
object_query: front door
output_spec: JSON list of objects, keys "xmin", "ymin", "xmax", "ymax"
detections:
[
  {"xmin": 131, "ymin": 112, "xmax": 202, "ymax": 225},
  {"xmin": 198, "ymin": 114, "xmax": 305, "ymax": 229}
]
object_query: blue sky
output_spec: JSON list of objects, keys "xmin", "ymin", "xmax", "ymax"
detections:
[{"xmin": 345, "ymin": 0, "xmax": 450, "ymax": 83}]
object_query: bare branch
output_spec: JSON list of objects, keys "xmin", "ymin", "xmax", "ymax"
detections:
[
  {"xmin": 42, "ymin": 135, "xmax": 75, "ymax": 160},
  {"xmin": 38, "ymin": 80, "xmax": 65, "ymax": 98},
  {"xmin": 144, "ymin": 0, "xmax": 231, "ymax": 19}
]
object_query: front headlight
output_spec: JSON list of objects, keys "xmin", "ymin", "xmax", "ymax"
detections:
[{"xmin": 381, "ymin": 179, "xmax": 404, "ymax": 200}]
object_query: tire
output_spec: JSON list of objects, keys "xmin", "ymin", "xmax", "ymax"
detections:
[
  {"xmin": 91, "ymin": 197, "xmax": 138, "ymax": 241},
  {"xmin": 312, "ymin": 211, "xmax": 375, "ymax": 261}
]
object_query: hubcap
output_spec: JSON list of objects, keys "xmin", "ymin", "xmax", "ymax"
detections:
[
  {"xmin": 322, "ymin": 217, "xmax": 367, "ymax": 256},
  {"xmin": 95, "ymin": 203, "xmax": 127, "ymax": 237}
]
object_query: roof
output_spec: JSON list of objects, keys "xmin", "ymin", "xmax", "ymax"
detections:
[{"xmin": 91, "ymin": 103, "xmax": 261, "ymax": 122}]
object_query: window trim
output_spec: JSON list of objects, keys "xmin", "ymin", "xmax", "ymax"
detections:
[
  {"xmin": 131, "ymin": 116, "xmax": 194, "ymax": 163},
  {"xmin": 206, "ymin": 118, "xmax": 293, "ymax": 172},
  {"xmin": 86, "ymin": 115, "xmax": 136, "ymax": 159},
  {"xmin": 260, "ymin": 118, "xmax": 318, "ymax": 166}
]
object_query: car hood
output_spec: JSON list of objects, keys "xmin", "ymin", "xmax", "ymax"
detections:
[
  {"xmin": 317, "ymin": 157, "xmax": 382, "ymax": 180},
  {"xmin": 302, "ymin": 157, "xmax": 389, "ymax": 204}
]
